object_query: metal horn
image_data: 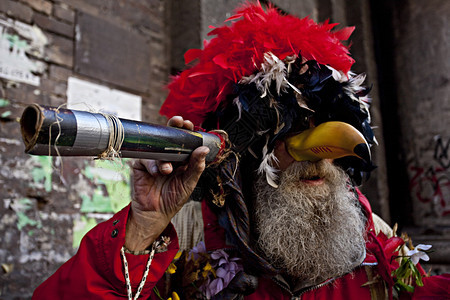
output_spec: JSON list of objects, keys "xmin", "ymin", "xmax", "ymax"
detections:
[{"xmin": 20, "ymin": 104, "xmax": 222, "ymax": 162}]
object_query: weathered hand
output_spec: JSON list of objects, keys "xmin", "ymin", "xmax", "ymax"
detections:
[{"xmin": 125, "ymin": 117, "xmax": 209, "ymax": 251}]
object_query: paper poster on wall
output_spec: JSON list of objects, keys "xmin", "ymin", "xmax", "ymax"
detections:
[
  {"xmin": 0, "ymin": 18, "xmax": 47, "ymax": 86},
  {"xmin": 67, "ymin": 77, "xmax": 142, "ymax": 121}
]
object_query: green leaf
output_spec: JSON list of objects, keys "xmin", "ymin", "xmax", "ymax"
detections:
[
  {"xmin": 410, "ymin": 261, "xmax": 424, "ymax": 287},
  {"xmin": 395, "ymin": 279, "xmax": 415, "ymax": 293},
  {"xmin": 152, "ymin": 287, "xmax": 164, "ymax": 300},
  {"xmin": 394, "ymin": 257, "xmax": 411, "ymax": 279}
]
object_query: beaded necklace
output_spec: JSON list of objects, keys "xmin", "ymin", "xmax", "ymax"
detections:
[{"xmin": 120, "ymin": 241, "xmax": 157, "ymax": 300}]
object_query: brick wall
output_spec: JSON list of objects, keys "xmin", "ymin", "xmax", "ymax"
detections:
[{"xmin": 0, "ymin": 0, "xmax": 168, "ymax": 298}]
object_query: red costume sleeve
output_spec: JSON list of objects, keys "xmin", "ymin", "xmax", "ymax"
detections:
[{"xmin": 32, "ymin": 205, "xmax": 179, "ymax": 299}]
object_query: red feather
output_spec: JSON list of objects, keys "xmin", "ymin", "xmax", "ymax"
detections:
[
  {"xmin": 160, "ymin": 2, "xmax": 356, "ymax": 125},
  {"xmin": 184, "ymin": 48, "xmax": 202, "ymax": 65}
]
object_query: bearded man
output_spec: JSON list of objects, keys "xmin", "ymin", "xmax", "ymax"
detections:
[
  {"xmin": 253, "ymin": 159, "xmax": 367, "ymax": 285},
  {"xmin": 33, "ymin": 3, "xmax": 449, "ymax": 300}
]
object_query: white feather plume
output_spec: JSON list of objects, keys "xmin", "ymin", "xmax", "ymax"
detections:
[
  {"xmin": 240, "ymin": 52, "xmax": 289, "ymax": 97},
  {"xmin": 326, "ymin": 65, "xmax": 349, "ymax": 83},
  {"xmin": 232, "ymin": 96, "xmax": 243, "ymax": 121},
  {"xmin": 257, "ymin": 136, "xmax": 280, "ymax": 188},
  {"xmin": 342, "ymin": 72, "xmax": 373, "ymax": 124}
]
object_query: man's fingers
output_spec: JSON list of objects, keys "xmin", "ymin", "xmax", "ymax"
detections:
[
  {"xmin": 156, "ymin": 161, "xmax": 173, "ymax": 175},
  {"xmin": 133, "ymin": 159, "xmax": 156, "ymax": 175},
  {"xmin": 183, "ymin": 146, "xmax": 209, "ymax": 187},
  {"xmin": 167, "ymin": 116, "xmax": 194, "ymax": 131},
  {"xmin": 133, "ymin": 142, "xmax": 205, "ymax": 180},
  {"xmin": 167, "ymin": 116, "xmax": 184, "ymax": 128},
  {"xmin": 132, "ymin": 159, "xmax": 149, "ymax": 172},
  {"xmin": 133, "ymin": 159, "xmax": 172, "ymax": 176},
  {"xmin": 183, "ymin": 120, "xmax": 194, "ymax": 131}
]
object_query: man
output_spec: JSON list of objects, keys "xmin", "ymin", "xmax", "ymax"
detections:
[{"xmin": 33, "ymin": 3, "xmax": 448, "ymax": 299}]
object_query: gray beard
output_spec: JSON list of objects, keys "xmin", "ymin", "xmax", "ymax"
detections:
[{"xmin": 254, "ymin": 160, "xmax": 366, "ymax": 283}]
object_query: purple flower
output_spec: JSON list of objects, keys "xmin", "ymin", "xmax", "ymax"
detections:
[
  {"xmin": 189, "ymin": 241, "xmax": 206, "ymax": 260},
  {"xmin": 210, "ymin": 249, "xmax": 229, "ymax": 260},
  {"xmin": 200, "ymin": 249, "xmax": 244, "ymax": 298},
  {"xmin": 210, "ymin": 249, "xmax": 230, "ymax": 267},
  {"xmin": 203, "ymin": 277, "xmax": 224, "ymax": 299}
]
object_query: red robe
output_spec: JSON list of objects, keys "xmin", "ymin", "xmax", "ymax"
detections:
[
  {"xmin": 33, "ymin": 206, "xmax": 179, "ymax": 299},
  {"xmin": 33, "ymin": 191, "xmax": 450, "ymax": 299}
]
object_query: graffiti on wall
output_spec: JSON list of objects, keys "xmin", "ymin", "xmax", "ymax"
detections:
[{"xmin": 409, "ymin": 135, "xmax": 450, "ymax": 217}]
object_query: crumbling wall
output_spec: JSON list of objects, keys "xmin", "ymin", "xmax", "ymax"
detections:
[
  {"xmin": 0, "ymin": 0, "xmax": 169, "ymax": 298},
  {"xmin": 392, "ymin": 0, "xmax": 450, "ymax": 273}
]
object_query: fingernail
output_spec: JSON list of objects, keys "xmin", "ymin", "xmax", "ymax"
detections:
[
  {"xmin": 161, "ymin": 164, "xmax": 171, "ymax": 172},
  {"xmin": 151, "ymin": 165, "xmax": 158, "ymax": 174}
]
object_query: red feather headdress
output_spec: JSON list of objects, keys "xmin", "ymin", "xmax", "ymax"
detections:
[{"xmin": 160, "ymin": 2, "xmax": 355, "ymax": 125}]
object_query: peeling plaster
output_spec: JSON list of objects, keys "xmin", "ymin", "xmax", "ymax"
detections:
[
  {"xmin": 80, "ymin": 187, "xmax": 112, "ymax": 213},
  {"xmin": 30, "ymin": 156, "xmax": 53, "ymax": 192},
  {"xmin": 39, "ymin": 211, "xmax": 73, "ymax": 222},
  {"xmin": 70, "ymin": 159, "xmax": 131, "ymax": 247},
  {"xmin": 80, "ymin": 159, "xmax": 131, "ymax": 213},
  {"xmin": 72, "ymin": 215, "xmax": 97, "ymax": 248},
  {"xmin": 67, "ymin": 77, "xmax": 142, "ymax": 121},
  {"xmin": 0, "ymin": 18, "xmax": 48, "ymax": 57},
  {"xmin": 0, "ymin": 17, "xmax": 47, "ymax": 85},
  {"xmin": 0, "ymin": 98, "xmax": 10, "ymax": 107},
  {"xmin": 1, "ymin": 111, "xmax": 11, "ymax": 118},
  {"xmin": 16, "ymin": 211, "xmax": 41, "ymax": 232},
  {"xmin": 0, "ymin": 156, "xmax": 52, "ymax": 188},
  {"xmin": 18, "ymin": 250, "xmax": 72, "ymax": 264},
  {"xmin": 10, "ymin": 198, "xmax": 42, "ymax": 232},
  {"xmin": 0, "ymin": 213, "xmax": 17, "ymax": 230},
  {"xmin": 19, "ymin": 230, "xmax": 30, "ymax": 254},
  {"xmin": 85, "ymin": 213, "xmax": 113, "ymax": 220},
  {"xmin": 0, "ymin": 137, "xmax": 21, "ymax": 145},
  {"xmin": 3, "ymin": 198, "xmax": 11, "ymax": 209}
]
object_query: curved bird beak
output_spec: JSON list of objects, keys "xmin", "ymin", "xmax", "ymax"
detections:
[{"xmin": 285, "ymin": 121, "xmax": 371, "ymax": 163}]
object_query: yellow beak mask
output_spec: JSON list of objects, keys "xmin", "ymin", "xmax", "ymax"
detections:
[{"xmin": 285, "ymin": 121, "xmax": 371, "ymax": 163}]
